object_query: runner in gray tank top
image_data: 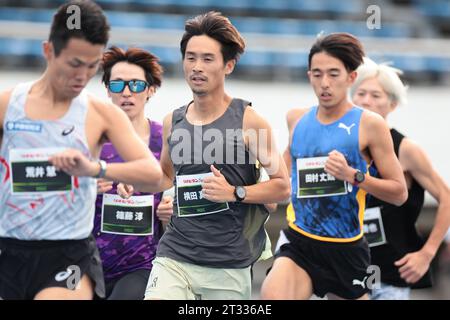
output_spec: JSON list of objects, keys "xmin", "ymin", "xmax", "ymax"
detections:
[
  {"xmin": 0, "ymin": 1, "xmax": 162, "ymax": 300},
  {"xmin": 141, "ymin": 11, "xmax": 290, "ymax": 300}
]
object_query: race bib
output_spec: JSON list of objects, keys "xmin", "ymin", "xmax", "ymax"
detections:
[
  {"xmin": 363, "ymin": 206, "xmax": 387, "ymax": 247},
  {"xmin": 9, "ymin": 148, "xmax": 72, "ymax": 195},
  {"xmin": 101, "ymin": 194, "xmax": 154, "ymax": 236},
  {"xmin": 176, "ymin": 172, "xmax": 229, "ymax": 217},
  {"xmin": 296, "ymin": 157, "xmax": 347, "ymax": 198}
]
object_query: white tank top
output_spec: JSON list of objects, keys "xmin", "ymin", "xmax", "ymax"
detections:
[{"xmin": 0, "ymin": 82, "xmax": 97, "ymax": 240}]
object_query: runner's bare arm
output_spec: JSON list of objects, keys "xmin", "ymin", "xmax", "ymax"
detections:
[
  {"xmin": 93, "ymin": 97, "xmax": 162, "ymax": 192},
  {"xmin": 399, "ymin": 139, "xmax": 450, "ymax": 261},
  {"xmin": 360, "ymin": 111, "xmax": 408, "ymax": 205},
  {"xmin": 283, "ymin": 108, "xmax": 309, "ymax": 177},
  {"xmin": 282, "ymin": 147, "xmax": 291, "ymax": 177},
  {"xmin": 0, "ymin": 90, "xmax": 12, "ymax": 148},
  {"xmin": 240, "ymin": 107, "xmax": 290, "ymax": 204}
]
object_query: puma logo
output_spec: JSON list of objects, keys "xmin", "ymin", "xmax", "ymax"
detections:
[
  {"xmin": 352, "ymin": 276, "xmax": 368, "ymax": 288},
  {"xmin": 338, "ymin": 122, "xmax": 355, "ymax": 135}
]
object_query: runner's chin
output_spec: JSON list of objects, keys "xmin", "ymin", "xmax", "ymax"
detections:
[{"xmin": 70, "ymin": 85, "xmax": 84, "ymax": 96}]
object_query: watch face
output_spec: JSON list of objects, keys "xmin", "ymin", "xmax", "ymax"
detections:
[
  {"xmin": 355, "ymin": 171, "xmax": 365, "ymax": 183},
  {"xmin": 236, "ymin": 186, "xmax": 246, "ymax": 199}
]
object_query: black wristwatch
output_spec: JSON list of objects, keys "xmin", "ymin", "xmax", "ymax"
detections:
[
  {"xmin": 234, "ymin": 186, "xmax": 246, "ymax": 202},
  {"xmin": 353, "ymin": 169, "xmax": 365, "ymax": 186}
]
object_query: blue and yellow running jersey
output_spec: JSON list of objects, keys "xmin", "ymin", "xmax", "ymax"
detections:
[{"xmin": 289, "ymin": 106, "xmax": 368, "ymax": 242}]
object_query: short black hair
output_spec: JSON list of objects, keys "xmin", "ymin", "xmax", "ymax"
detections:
[
  {"xmin": 308, "ymin": 33, "xmax": 365, "ymax": 72},
  {"xmin": 49, "ymin": 0, "xmax": 110, "ymax": 56},
  {"xmin": 180, "ymin": 11, "xmax": 245, "ymax": 63}
]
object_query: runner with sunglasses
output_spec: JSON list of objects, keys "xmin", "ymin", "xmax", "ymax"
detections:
[
  {"xmin": 108, "ymin": 80, "xmax": 149, "ymax": 94},
  {"xmin": 94, "ymin": 46, "xmax": 173, "ymax": 300},
  {"xmin": 0, "ymin": 1, "xmax": 162, "ymax": 300}
]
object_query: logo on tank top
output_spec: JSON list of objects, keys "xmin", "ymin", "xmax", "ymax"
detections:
[
  {"xmin": 338, "ymin": 122, "xmax": 355, "ymax": 135},
  {"xmin": 61, "ymin": 125, "xmax": 75, "ymax": 136},
  {"xmin": 5, "ymin": 121, "xmax": 42, "ymax": 133}
]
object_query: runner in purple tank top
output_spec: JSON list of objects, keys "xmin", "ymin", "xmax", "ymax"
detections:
[{"xmin": 94, "ymin": 47, "xmax": 173, "ymax": 300}]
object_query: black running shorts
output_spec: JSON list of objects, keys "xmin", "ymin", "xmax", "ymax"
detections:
[
  {"xmin": 0, "ymin": 235, "xmax": 105, "ymax": 300},
  {"xmin": 275, "ymin": 227, "xmax": 371, "ymax": 299}
]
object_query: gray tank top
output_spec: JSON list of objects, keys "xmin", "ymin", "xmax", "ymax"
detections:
[{"xmin": 157, "ymin": 98, "xmax": 269, "ymax": 268}]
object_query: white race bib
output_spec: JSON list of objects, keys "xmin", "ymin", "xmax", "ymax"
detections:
[
  {"xmin": 296, "ymin": 156, "xmax": 347, "ymax": 198},
  {"xmin": 101, "ymin": 194, "xmax": 154, "ymax": 236},
  {"xmin": 176, "ymin": 172, "xmax": 229, "ymax": 217},
  {"xmin": 9, "ymin": 148, "xmax": 73, "ymax": 195},
  {"xmin": 363, "ymin": 206, "xmax": 387, "ymax": 247}
]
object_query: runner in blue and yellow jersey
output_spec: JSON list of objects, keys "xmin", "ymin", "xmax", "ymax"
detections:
[{"xmin": 261, "ymin": 33, "xmax": 408, "ymax": 300}]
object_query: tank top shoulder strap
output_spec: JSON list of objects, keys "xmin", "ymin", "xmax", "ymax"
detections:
[
  {"xmin": 171, "ymin": 104, "xmax": 188, "ymax": 128},
  {"xmin": 293, "ymin": 106, "xmax": 316, "ymax": 133},
  {"xmin": 390, "ymin": 128, "xmax": 405, "ymax": 157},
  {"xmin": 149, "ymin": 119, "xmax": 163, "ymax": 153},
  {"xmin": 225, "ymin": 98, "xmax": 251, "ymax": 129},
  {"xmin": 5, "ymin": 82, "xmax": 34, "ymax": 120},
  {"xmin": 62, "ymin": 90, "xmax": 89, "ymax": 127},
  {"xmin": 303, "ymin": 106, "xmax": 317, "ymax": 121},
  {"xmin": 230, "ymin": 98, "xmax": 251, "ymax": 113},
  {"xmin": 341, "ymin": 105, "xmax": 363, "ymax": 122}
]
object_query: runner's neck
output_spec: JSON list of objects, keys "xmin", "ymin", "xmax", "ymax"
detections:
[
  {"xmin": 317, "ymin": 100, "xmax": 353, "ymax": 124},
  {"xmin": 33, "ymin": 73, "xmax": 75, "ymax": 105}
]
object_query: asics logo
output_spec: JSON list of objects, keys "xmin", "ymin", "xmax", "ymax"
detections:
[
  {"xmin": 55, "ymin": 268, "xmax": 74, "ymax": 282},
  {"xmin": 338, "ymin": 122, "xmax": 355, "ymax": 135},
  {"xmin": 150, "ymin": 276, "xmax": 158, "ymax": 288},
  {"xmin": 61, "ymin": 125, "xmax": 75, "ymax": 136}
]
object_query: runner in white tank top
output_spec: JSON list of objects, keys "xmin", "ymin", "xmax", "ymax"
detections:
[{"xmin": 0, "ymin": 1, "xmax": 162, "ymax": 300}]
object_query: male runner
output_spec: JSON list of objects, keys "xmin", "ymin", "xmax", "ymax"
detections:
[
  {"xmin": 0, "ymin": 0, "xmax": 162, "ymax": 300},
  {"xmin": 261, "ymin": 33, "xmax": 408, "ymax": 300},
  {"xmin": 144, "ymin": 11, "xmax": 290, "ymax": 300}
]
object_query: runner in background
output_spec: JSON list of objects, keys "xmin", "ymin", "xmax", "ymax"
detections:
[
  {"xmin": 94, "ymin": 46, "xmax": 173, "ymax": 300},
  {"xmin": 351, "ymin": 57, "xmax": 450, "ymax": 299}
]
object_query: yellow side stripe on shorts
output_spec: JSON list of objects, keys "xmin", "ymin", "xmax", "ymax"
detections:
[{"xmin": 288, "ymin": 222, "xmax": 364, "ymax": 243}]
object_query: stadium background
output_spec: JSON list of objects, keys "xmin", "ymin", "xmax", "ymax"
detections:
[{"xmin": 0, "ymin": 0, "xmax": 449, "ymax": 299}]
